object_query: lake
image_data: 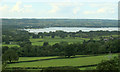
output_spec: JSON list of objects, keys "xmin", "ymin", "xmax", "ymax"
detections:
[{"xmin": 23, "ymin": 27, "xmax": 119, "ymax": 33}]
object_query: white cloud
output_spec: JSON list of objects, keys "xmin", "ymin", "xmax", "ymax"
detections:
[
  {"xmin": 72, "ymin": 3, "xmax": 83, "ymax": 14},
  {"xmin": 49, "ymin": 2, "xmax": 84, "ymax": 13},
  {"xmin": 47, "ymin": 2, "xmax": 84, "ymax": 17},
  {"xmin": 73, "ymin": 7, "xmax": 80, "ymax": 14},
  {"xmin": 0, "ymin": 4, "xmax": 8, "ymax": 16},
  {"xmin": 48, "ymin": 2, "xmax": 72, "ymax": 13},
  {"xmin": 11, "ymin": 1, "xmax": 22, "ymax": 12},
  {"xmin": 97, "ymin": 8, "xmax": 106, "ymax": 13},
  {"xmin": 97, "ymin": 7, "xmax": 116, "ymax": 14},
  {"xmin": 10, "ymin": 1, "xmax": 33, "ymax": 13},
  {"xmin": 49, "ymin": 4, "xmax": 59, "ymax": 13},
  {"xmin": 23, "ymin": 5, "xmax": 33, "ymax": 13},
  {"xmin": 84, "ymin": 11, "xmax": 95, "ymax": 14},
  {"xmin": 84, "ymin": 6, "xmax": 116, "ymax": 14},
  {"xmin": 0, "ymin": 4, "xmax": 8, "ymax": 11},
  {"xmin": 87, "ymin": 3, "xmax": 117, "ymax": 14},
  {"xmin": 90, "ymin": 3, "xmax": 117, "ymax": 7},
  {"xmin": 24, "ymin": 5, "xmax": 32, "ymax": 8}
]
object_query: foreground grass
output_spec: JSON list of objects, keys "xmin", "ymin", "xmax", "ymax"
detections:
[
  {"xmin": 79, "ymin": 66, "xmax": 96, "ymax": 70},
  {"xmin": 8, "ymin": 54, "xmax": 118, "ymax": 68}
]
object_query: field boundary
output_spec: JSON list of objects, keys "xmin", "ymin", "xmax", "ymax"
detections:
[
  {"xmin": 8, "ymin": 55, "xmax": 92, "ymax": 64},
  {"xmin": 6, "ymin": 64, "xmax": 98, "ymax": 69}
]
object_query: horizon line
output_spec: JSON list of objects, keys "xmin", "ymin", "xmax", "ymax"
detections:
[{"xmin": 0, "ymin": 17, "xmax": 118, "ymax": 20}]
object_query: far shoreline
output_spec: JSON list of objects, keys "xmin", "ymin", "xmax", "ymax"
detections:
[{"xmin": 23, "ymin": 26, "xmax": 119, "ymax": 29}]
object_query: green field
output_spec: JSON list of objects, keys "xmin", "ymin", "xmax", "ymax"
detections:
[
  {"xmin": 2, "ymin": 44, "xmax": 20, "ymax": 47},
  {"xmin": 30, "ymin": 37, "xmax": 90, "ymax": 46},
  {"xmin": 79, "ymin": 66, "xmax": 96, "ymax": 70},
  {"xmin": 8, "ymin": 54, "xmax": 118, "ymax": 68},
  {"xmin": 18, "ymin": 56, "xmax": 58, "ymax": 61},
  {"xmin": 3, "ymin": 34, "xmax": 119, "ymax": 47},
  {"xmin": 3, "ymin": 37, "xmax": 90, "ymax": 47}
]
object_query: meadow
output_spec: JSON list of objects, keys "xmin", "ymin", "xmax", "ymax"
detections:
[
  {"xmin": 3, "ymin": 37, "xmax": 90, "ymax": 47},
  {"xmin": 30, "ymin": 37, "xmax": 90, "ymax": 46},
  {"xmin": 3, "ymin": 35, "xmax": 119, "ymax": 47},
  {"xmin": 3, "ymin": 34, "xmax": 119, "ymax": 70},
  {"xmin": 8, "ymin": 54, "xmax": 118, "ymax": 69},
  {"xmin": 18, "ymin": 56, "xmax": 58, "ymax": 61}
]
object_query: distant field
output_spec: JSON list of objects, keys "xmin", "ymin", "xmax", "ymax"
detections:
[
  {"xmin": 102, "ymin": 35, "xmax": 119, "ymax": 37},
  {"xmin": 30, "ymin": 37, "xmax": 89, "ymax": 46},
  {"xmin": 2, "ymin": 44, "xmax": 20, "ymax": 47},
  {"xmin": 2, "ymin": 34, "xmax": 118, "ymax": 47},
  {"xmin": 8, "ymin": 54, "xmax": 118, "ymax": 68},
  {"xmin": 2, "ymin": 37, "xmax": 90, "ymax": 47}
]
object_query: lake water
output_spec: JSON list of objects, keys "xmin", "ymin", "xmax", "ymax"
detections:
[{"xmin": 23, "ymin": 27, "xmax": 119, "ymax": 33}]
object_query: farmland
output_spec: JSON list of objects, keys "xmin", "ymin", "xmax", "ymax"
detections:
[
  {"xmin": 3, "ymin": 34, "xmax": 119, "ymax": 47},
  {"xmin": 8, "ymin": 54, "xmax": 118, "ymax": 69},
  {"xmin": 2, "ymin": 21, "xmax": 120, "ymax": 71},
  {"xmin": 30, "ymin": 37, "xmax": 90, "ymax": 46},
  {"xmin": 2, "ymin": 36, "xmax": 91, "ymax": 47}
]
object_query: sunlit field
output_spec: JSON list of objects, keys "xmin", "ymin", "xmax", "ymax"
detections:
[{"xmin": 8, "ymin": 54, "xmax": 118, "ymax": 68}]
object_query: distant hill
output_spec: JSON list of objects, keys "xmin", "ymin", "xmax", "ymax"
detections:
[{"xmin": 2, "ymin": 19, "xmax": 118, "ymax": 29}]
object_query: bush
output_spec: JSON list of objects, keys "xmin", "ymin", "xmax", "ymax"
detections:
[{"xmin": 96, "ymin": 57, "xmax": 119, "ymax": 72}]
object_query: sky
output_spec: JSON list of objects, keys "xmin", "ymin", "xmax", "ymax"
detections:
[{"xmin": 0, "ymin": 0, "xmax": 119, "ymax": 19}]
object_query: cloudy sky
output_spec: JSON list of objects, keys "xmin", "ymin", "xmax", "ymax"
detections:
[{"xmin": 0, "ymin": 0, "xmax": 119, "ymax": 19}]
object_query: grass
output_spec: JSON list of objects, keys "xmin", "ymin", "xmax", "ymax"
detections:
[
  {"xmin": 79, "ymin": 66, "xmax": 96, "ymax": 70},
  {"xmin": 3, "ymin": 34, "xmax": 118, "ymax": 47},
  {"xmin": 2, "ymin": 34, "xmax": 119, "ymax": 47},
  {"xmin": 18, "ymin": 56, "xmax": 58, "ymax": 61},
  {"xmin": 2, "ymin": 37, "xmax": 90, "ymax": 47},
  {"xmin": 2, "ymin": 44, "xmax": 20, "ymax": 47},
  {"xmin": 102, "ymin": 35, "xmax": 119, "ymax": 37},
  {"xmin": 30, "ymin": 37, "xmax": 89, "ymax": 46},
  {"xmin": 18, "ymin": 55, "xmax": 88, "ymax": 62},
  {"xmin": 8, "ymin": 54, "xmax": 118, "ymax": 68}
]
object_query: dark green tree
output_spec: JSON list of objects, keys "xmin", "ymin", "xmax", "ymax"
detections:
[
  {"xmin": 64, "ymin": 44, "xmax": 76, "ymax": 58},
  {"xmin": 96, "ymin": 57, "xmax": 119, "ymax": 71},
  {"xmin": 43, "ymin": 42, "xmax": 49, "ymax": 46},
  {"xmin": 2, "ymin": 46, "xmax": 9, "ymax": 54},
  {"xmin": 51, "ymin": 35, "xmax": 55, "ymax": 38},
  {"xmin": 2, "ymin": 49, "xmax": 19, "ymax": 63}
]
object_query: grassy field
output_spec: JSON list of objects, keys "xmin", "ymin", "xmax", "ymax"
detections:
[
  {"xmin": 102, "ymin": 35, "xmax": 119, "ymax": 37},
  {"xmin": 8, "ymin": 54, "xmax": 118, "ymax": 68},
  {"xmin": 79, "ymin": 66, "xmax": 96, "ymax": 70},
  {"xmin": 2, "ymin": 44, "xmax": 20, "ymax": 47},
  {"xmin": 2, "ymin": 37, "xmax": 90, "ymax": 47},
  {"xmin": 30, "ymin": 37, "xmax": 90, "ymax": 46},
  {"xmin": 3, "ymin": 34, "xmax": 118, "ymax": 47},
  {"xmin": 18, "ymin": 56, "xmax": 58, "ymax": 61}
]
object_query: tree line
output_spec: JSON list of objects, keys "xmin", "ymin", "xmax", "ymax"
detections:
[
  {"xmin": 2, "ymin": 37, "xmax": 120, "ymax": 58},
  {"xmin": 2, "ymin": 19, "xmax": 118, "ymax": 29},
  {"xmin": 2, "ymin": 30, "xmax": 119, "ymax": 44}
]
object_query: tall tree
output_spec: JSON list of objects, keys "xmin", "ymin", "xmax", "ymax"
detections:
[
  {"xmin": 2, "ymin": 49, "xmax": 19, "ymax": 63},
  {"xmin": 64, "ymin": 44, "xmax": 76, "ymax": 58},
  {"xmin": 43, "ymin": 42, "xmax": 49, "ymax": 46},
  {"xmin": 96, "ymin": 57, "xmax": 119, "ymax": 71}
]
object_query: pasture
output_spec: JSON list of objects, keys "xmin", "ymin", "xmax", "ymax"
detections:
[
  {"xmin": 30, "ymin": 37, "xmax": 90, "ymax": 46},
  {"xmin": 8, "ymin": 54, "xmax": 118, "ymax": 68},
  {"xmin": 2, "ymin": 44, "xmax": 20, "ymax": 47},
  {"xmin": 2, "ymin": 37, "xmax": 90, "ymax": 47},
  {"xmin": 3, "ymin": 34, "xmax": 118, "ymax": 47}
]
